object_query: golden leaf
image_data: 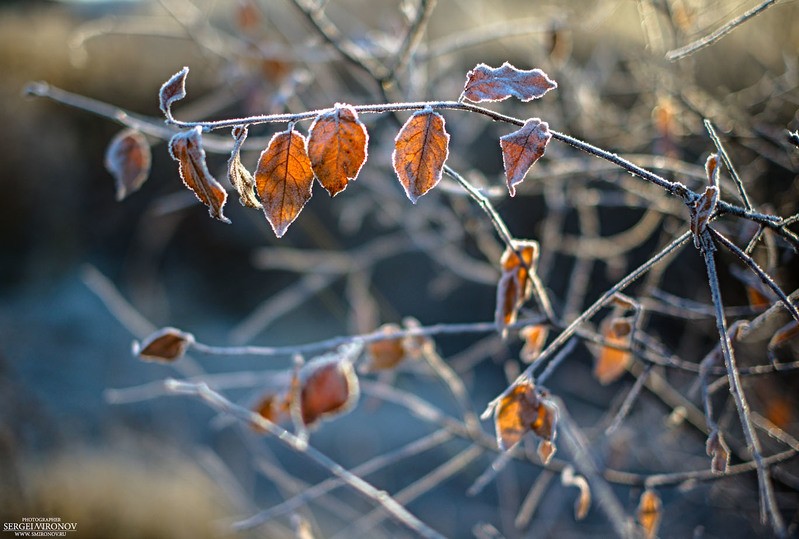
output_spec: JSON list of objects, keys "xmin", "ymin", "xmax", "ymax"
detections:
[{"xmin": 392, "ymin": 109, "xmax": 450, "ymax": 203}]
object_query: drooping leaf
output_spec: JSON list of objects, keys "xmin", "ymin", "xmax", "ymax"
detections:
[
  {"xmin": 159, "ymin": 66, "xmax": 189, "ymax": 121},
  {"xmin": 690, "ymin": 185, "xmax": 718, "ymax": 248},
  {"xmin": 392, "ymin": 108, "xmax": 450, "ymax": 203},
  {"xmin": 364, "ymin": 323, "xmax": 406, "ymax": 372},
  {"xmin": 104, "ymin": 128, "xmax": 151, "ymax": 201},
  {"xmin": 228, "ymin": 125, "xmax": 261, "ymax": 208},
  {"xmin": 255, "ymin": 128, "xmax": 314, "ymax": 237},
  {"xmin": 169, "ymin": 127, "xmax": 230, "ymax": 223},
  {"xmin": 637, "ymin": 489, "xmax": 662, "ymax": 539},
  {"xmin": 252, "ymin": 391, "xmax": 292, "ymax": 432},
  {"xmin": 705, "ymin": 152, "xmax": 720, "ymax": 189},
  {"xmin": 500, "ymin": 118, "xmax": 551, "ymax": 196},
  {"xmin": 300, "ymin": 357, "xmax": 359, "ymax": 427},
  {"xmin": 462, "ymin": 62, "xmax": 557, "ymax": 103},
  {"xmin": 489, "ymin": 380, "xmax": 558, "ymax": 458},
  {"xmin": 706, "ymin": 428, "xmax": 730, "ymax": 474},
  {"xmin": 308, "ymin": 104, "xmax": 369, "ymax": 196},
  {"xmin": 133, "ymin": 327, "xmax": 194, "ymax": 363},
  {"xmin": 495, "ymin": 240, "xmax": 539, "ymax": 329},
  {"xmin": 520, "ymin": 324, "xmax": 549, "ymax": 363},
  {"xmin": 594, "ymin": 316, "xmax": 633, "ymax": 385}
]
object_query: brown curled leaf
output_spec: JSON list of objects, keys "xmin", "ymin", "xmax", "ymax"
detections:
[
  {"xmin": 520, "ymin": 324, "xmax": 549, "ymax": 363},
  {"xmin": 255, "ymin": 128, "xmax": 314, "ymax": 237},
  {"xmin": 495, "ymin": 240, "xmax": 539, "ymax": 329},
  {"xmin": 594, "ymin": 316, "xmax": 633, "ymax": 385},
  {"xmin": 637, "ymin": 489, "xmax": 662, "ymax": 539},
  {"xmin": 491, "ymin": 380, "xmax": 558, "ymax": 456},
  {"xmin": 228, "ymin": 125, "xmax": 261, "ymax": 209},
  {"xmin": 133, "ymin": 327, "xmax": 194, "ymax": 363},
  {"xmin": 706, "ymin": 428, "xmax": 730, "ymax": 474},
  {"xmin": 104, "ymin": 128, "xmax": 151, "ymax": 201},
  {"xmin": 462, "ymin": 62, "xmax": 557, "ymax": 103},
  {"xmin": 500, "ymin": 118, "xmax": 551, "ymax": 196},
  {"xmin": 159, "ymin": 66, "xmax": 189, "ymax": 121},
  {"xmin": 300, "ymin": 358, "xmax": 359, "ymax": 427},
  {"xmin": 363, "ymin": 323, "xmax": 406, "ymax": 372},
  {"xmin": 392, "ymin": 108, "xmax": 450, "ymax": 203},
  {"xmin": 705, "ymin": 152, "xmax": 720, "ymax": 189},
  {"xmin": 690, "ymin": 185, "xmax": 718, "ymax": 248},
  {"xmin": 308, "ymin": 104, "xmax": 369, "ymax": 197},
  {"xmin": 252, "ymin": 392, "xmax": 291, "ymax": 432},
  {"xmin": 169, "ymin": 127, "xmax": 230, "ymax": 223}
]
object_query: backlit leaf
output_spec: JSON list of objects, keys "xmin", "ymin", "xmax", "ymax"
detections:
[
  {"xmin": 594, "ymin": 316, "xmax": 633, "ymax": 385},
  {"xmin": 104, "ymin": 128, "xmax": 151, "ymax": 201},
  {"xmin": 392, "ymin": 108, "xmax": 450, "ymax": 203},
  {"xmin": 255, "ymin": 128, "xmax": 314, "ymax": 237},
  {"xmin": 252, "ymin": 392, "xmax": 291, "ymax": 432},
  {"xmin": 637, "ymin": 489, "xmax": 662, "ymax": 539},
  {"xmin": 308, "ymin": 104, "xmax": 369, "ymax": 197},
  {"xmin": 690, "ymin": 185, "xmax": 718, "ymax": 248},
  {"xmin": 705, "ymin": 152, "xmax": 720, "ymax": 189},
  {"xmin": 495, "ymin": 240, "xmax": 539, "ymax": 329},
  {"xmin": 364, "ymin": 323, "xmax": 406, "ymax": 372},
  {"xmin": 462, "ymin": 62, "xmax": 557, "ymax": 103},
  {"xmin": 159, "ymin": 66, "xmax": 189, "ymax": 121},
  {"xmin": 133, "ymin": 327, "xmax": 194, "ymax": 363},
  {"xmin": 169, "ymin": 127, "xmax": 230, "ymax": 223},
  {"xmin": 228, "ymin": 125, "xmax": 261, "ymax": 208},
  {"xmin": 520, "ymin": 324, "xmax": 549, "ymax": 363},
  {"xmin": 490, "ymin": 380, "xmax": 558, "ymax": 456},
  {"xmin": 706, "ymin": 428, "xmax": 730, "ymax": 474},
  {"xmin": 500, "ymin": 118, "xmax": 551, "ymax": 196},
  {"xmin": 300, "ymin": 358, "xmax": 359, "ymax": 427}
]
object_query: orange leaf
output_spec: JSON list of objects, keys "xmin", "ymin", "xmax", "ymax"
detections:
[
  {"xmin": 520, "ymin": 324, "xmax": 549, "ymax": 362},
  {"xmin": 500, "ymin": 118, "xmax": 551, "ymax": 196},
  {"xmin": 228, "ymin": 125, "xmax": 261, "ymax": 209},
  {"xmin": 392, "ymin": 109, "xmax": 450, "ymax": 203},
  {"xmin": 495, "ymin": 240, "xmax": 539, "ymax": 329},
  {"xmin": 255, "ymin": 128, "xmax": 314, "ymax": 237},
  {"xmin": 462, "ymin": 62, "xmax": 557, "ymax": 103},
  {"xmin": 308, "ymin": 104, "xmax": 369, "ymax": 197},
  {"xmin": 594, "ymin": 317, "xmax": 633, "ymax": 385},
  {"xmin": 745, "ymin": 285, "xmax": 771, "ymax": 310},
  {"xmin": 637, "ymin": 489, "xmax": 662, "ymax": 539},
  {"xmin": 159, "ymin": 66, "xmax": 189, "ymax": 121},
  {"xmin": 169, "ymin": 127, "xmax": 230, "ymax": 223},
  {"xmin": 491, "ymin": 380, "xmax": 558, "ymax": 454},
  {"xmin": 364, "ymin": 323, "xmax": 406, "ymax": 372},
  {"xmin": 133, "ymin": 327, "xmax": 194, "ymax": 363},
  {"xmin": 252, "ymin": 392, "xmax": 291, "ymax": 432},
  {"xmin": 105, "ymin": 128, "xmax": 151, "ymax": 201},
  {"xmin": 705, "ymin": 153, "xmax": 720, "ymax": 189},
  {"xmin": 300, "ymin": 359, "xmax": 359, "ymax": 427}
]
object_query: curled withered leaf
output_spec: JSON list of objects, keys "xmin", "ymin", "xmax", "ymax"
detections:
[
  {"xmin": 392, "ymin": 108, "xmax": 450, "ymax": 203},
  {"xmin": 689, "ymin": 185, "xmax": 718, "ymax": 248},
  {"xmin": 104, "ymin": 129, "xmax": 151, "ymax": 201},
  {"xmin": 495, "ymin": 240, "xmax": 539, "ymax": 330},
  {"xmin": 255, "ymin": 128, "xmax": 314, "ymax": 237},
  {"xmin": 169, "ymin": 127, "xmax": 230, "ymax": 223},
  {"xmin": 705, "ymin": 152, "xmax": 720, "ymax": 190},
  {"xmin": 706, "ymin": 428, "xmax": 730, "ymax": 474},
  {"xmin": 637, "ymin": 489, "xmax": 662, "ymax": 539},
  {"xmin": 228, "ymin": 125, "xmax": 261, "ymax": 209},
  {"xmin": 363, "ymin": 323, "xmax": 406, "ymax": 372},
  {"xmin": 462, "ymin": 62, "xmax": 557, "ymax": 103},
  {"xmin": 132, "ymin": 327, "xmax": 194, "ymax": 363},
  {"xmin": 594, "ymin": 316, "xmax": 633, "ymax": 385},
  {"xmin": 500, "ymin": 118, "xmax": 551, "ymax": 197},
  {"xmin": 252, "ymin": 391, "xmax": 292, "ymax": 432},
  {"xmin": 489, "ymin": 380, "xmax": 558, "ymax": 457},
  {"xmin": 768, "ymin": 320, "xmax": 799, "ymax": 362},
  {"xmin": 561, "ymin": 466, "xmax": 592, "ymax": 521},
  {"xmin": 300, "ymin": 356, "xmax": 360, "ymax": 427},
  {"xmin": 520, "ymin": 324, "xmax": 549, "ymax": 363},
  {"xmin": 159, "ymin": 66, "xmax": 189, "ymax": 121},
  {"xmin": 308, "ymin": 104, "xmax": 369, "ymax": 197}
]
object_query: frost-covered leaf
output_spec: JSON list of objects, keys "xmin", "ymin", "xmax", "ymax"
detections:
[
  {"xmin": 490, "ymin": 380, "xmax": 558, "ymax": 456},
  {"xmin": 159, "ymin": 66, "xmax": 189, "ymax": 121},
  {"xmin": 300, "ymin": 356, "xmax": 359, "ymax": 427},
  {"xmin": 133, "ymin": 327, "xmax": 194, "ymax": 363},
  {"xmin": 169, "ymin": 127, "xmax": 230, "ymax": 223},
  {"xmin": 520, "ymin": 324, "xmax": 549, "ymax": 363},
  {"xmin": 392, "ymin": 109, "xmax": 450, "ymax": 203},
  {"xmin": 104, "ymin": 128, "xmax": 151, "ymax": 201},
  {"xmin": 308, "ymin": 104, "xmax": 369, "ymax": 196},
  {"xmin": 463, "ymin": 62, "xmax": 557, "ymax": 103},
  {"xmin": 705, "ymin": 152, "xmax": 720, "ymax": 189},
  {"xmin": 255, "ymin": 128, "xmax": 314, "ymax": 237},
  {"xmin": 637, "ymin": 489, "xmax": 662, "ymax": 539},
  {"xmin": 500, "ymin": 118, "xmax": 551, "ymax": 196},
  {"xmin": 690, "ymin": 185, "xmax": 718, "ymax": 247},
  {"xmin": 363, "ymin": 323, "xmax": 406, "ymax": 372},
  {"xmin": 495, "ymin": 240, "xmax": 539, "ymax": 329},
  {"xmin": 594, "ymin": 316, "xmax": 633, "ymax": 385},
  {"xmin": 228, "ymin": 125, "xmax": 261, "ymax": 208}
]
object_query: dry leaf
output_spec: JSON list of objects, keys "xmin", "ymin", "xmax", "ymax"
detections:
[
  {"xmin": 495, "ymin": 240, "xmax": 539, "ymax": 329},
  {"xmin": 308, "ymin": 104, "xmax": 369, "ymax": 196},
  {"xmin": 252, "ymin": 392, "xmax": 291, "ymax": 432},
  {"xmin": 637, "ymin": 489, "xmax": 662, "ymax": 539},
  {"xmin": 300, "ymin": 359, "xmax": 359, "ymax": 427},
  {"xmin": 500, "ymin": 118, "xmax": 551, "ymax": 196},
  {"xmin": 705, "ymin": 153, "xmax": 720, "ymax": 189},
  {"xmin": 169, "ymin": 127, "xmax": 230, "ymax": 223},
  {"xmin": 520, "ymin": 324, "xmax": 549, "ymax": 363},
  {"xmin": 594, "ymin": 316, "xmax": 633, "ymax": 385},
  {"xmin": 490, "ymin": 380, "xmax": 558, "ymax": 456},
  {"xmin": 255, "ymin": 128, "xmax": 314, "ymax": 237},
  {"xmin": 105, "ymin": 129, "xmax": 151, "ymax": 201},
  {"xmin": 462, "ymin": 62, "xmax": 557, "ymax": 103},
  {"xmin": 364, "ymin": 324, "xmax": 406, "ymax": 372},
  {"xmin": 392, "ymin": 108, "xmax": 450, "ymax": 203},
  {"xmin": 159, "ymin": 66, "xmax": 189, "ymax": 121},
  {"xmin": 706, "ymin": 428, "xmax": 730, "ymax": 474},
  {"xmin": 133, "ymin": 327, "xmax": 194, "ymax": 363},
  {"xmin": 690, "ymin": 185, "xmax": 718, "ymax": 248},
  {"xmin": 228, "ymin": 125, "xmax": 261, "ymax": 209}
]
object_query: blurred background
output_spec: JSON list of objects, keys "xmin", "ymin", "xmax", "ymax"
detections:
[{"xmin": 1, "ymin": 0, "xmax": 798, "ymax": 537}]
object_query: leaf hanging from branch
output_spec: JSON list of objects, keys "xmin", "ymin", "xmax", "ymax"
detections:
[
  {"xmin": 255, "ymin": 128, "xmax": 314, "ymax": 237},
  {"xmin": 132, "ymin": 327, "xmax": 195, "ymax": 363},
  {"xmin": 169, "ymin": 127, "xmax": 230, "ymax": 223},
  {"xmin": 159, "ymin": 66, "xmax": 189, "ymax": 121},
  {"xmin": 593, "ymin": 316, "xmax": 633, "ymax": 385},
  {"xmin": 227, "ymin": 125, "xmax": 261, "ymax": 209},
  {"xmin": 500, "ymin": 118, "xmax": 551, "ymax": 196},
  {"xmin": 392, "ymin": 108, "xmax": 450, "ymax": 203},
  {"xmin": 495, "ymin": 240, "xmax": 539, "ymax": 330},
  {"xmin": 104, "ymin": 128, "xmax": 151, "ymax": 201},
  {"xmin": 637, "ymin": 489, "xmax": 662, "ymax": 539},
  {"xmin": 308, "ymin": 104, "xmax": 369, "ymax": 197},
  {"xmin": 462, "ymin": 62, "xmax": 557, "ymax": 103}
]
